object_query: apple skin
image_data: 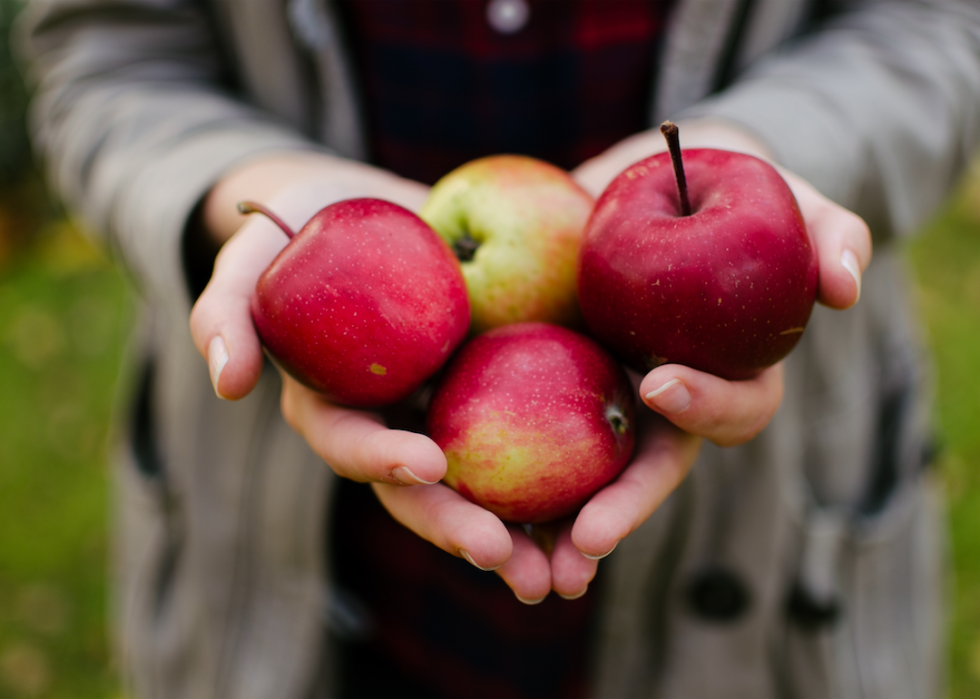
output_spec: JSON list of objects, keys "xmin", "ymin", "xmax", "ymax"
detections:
[
  {"xmin": 420, "ymin": 155, "xmax": 594, "ymax": 335},
  {"xmin": 426, "ymin": 322, "xmax": 636, "ymax": 525},
  {"xmin": 577, "ymin": 149, "xmax": 819, "ymax": 380},
  {"xmin": 251, "ymin": 198, "xmax": 470, "ymax": 408}
]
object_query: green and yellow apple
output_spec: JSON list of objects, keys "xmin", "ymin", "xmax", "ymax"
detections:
[{"xmin": 420, "ymin": 155, "xmax": 594, "ymax": 334}]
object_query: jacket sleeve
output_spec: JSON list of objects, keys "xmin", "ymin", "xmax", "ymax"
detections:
[
  {"xmin": 15, "ymin": 0, "xmax": 321, "ymax": 307},
  {"xmin": 680, "ymin": 0, "xmax": 980, "ymax": 241}
]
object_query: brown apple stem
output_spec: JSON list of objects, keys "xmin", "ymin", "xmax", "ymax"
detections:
[
  {"xmin": 237, "ymin": 200, "xmax": 296, "ymax": 239},
  {"xmin": 453, "ymin": 228, "xmax": 480, "ymax": 262},
  {"xmin": 660, "ymin": 121, "xmax": 692, "ymax": 216}
]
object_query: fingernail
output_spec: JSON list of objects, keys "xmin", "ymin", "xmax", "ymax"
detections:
[
  {"xmin": 208, "ymin": 336, "xmax": 229, "ymax": 399},
  {"xmin": 559, "ymin": 586, "xmax": 588, "ymax": 601},
  {"xmin": 644, "ymin": 378, "xmax": 690, "ymax": 414},
  {"xmin": 515, "ymin": 592, "xmax": 547, "ymax": 606},
  {"xmin": 841, "ymin": 249, "xmax": 862, "ymax": 303},
  {"xmin": 392, "ymin": 466, "xmax": 439, "ymax": 486},
  {"xmin": 459, "ymin": 549, "xmax": 501, "ymax": 572},
  {"xmin": 582, "ymin": 542, "xmax": 617, "ymax": 560}
]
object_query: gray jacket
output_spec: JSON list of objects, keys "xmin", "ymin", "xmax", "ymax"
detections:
[{"xmin": 16, "ymin": 0, "xmax": 980, "ymax": 697}]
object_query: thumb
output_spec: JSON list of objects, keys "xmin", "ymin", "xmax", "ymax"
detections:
[
  {"xmin": 779, "ymin": 170, "xmax": 871, "ymax": 310},
  {"xmin": 189, "ymin": 219, "xmax": 288, "ymax": 399}
]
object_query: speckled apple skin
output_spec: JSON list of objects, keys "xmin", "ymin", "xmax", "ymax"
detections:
[
  {"xmin": 426, "ymin": 323, "xmax": 635, "ymax": 524},
  {"xmin": 420, "ymin": 155, "xmax": 594, "ymax": 334},
  {"xmin": 251, "ymin": 198, "xmax": 470, "ymax": 408},
  {"xmin": 578, "ymin": 149, "xmax": 819, "ymax": 380}
]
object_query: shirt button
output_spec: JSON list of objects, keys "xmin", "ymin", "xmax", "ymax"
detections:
[
  {"xmin": 686, "ymin": 566, "xmax": 752, "ymax": 623},
  {"xmin": 786, "ymin": 581, "xmax": 842, "ymax": 631},
  {"xmin": 486, "ymin": 0, "xmax": 530, "ymax": 35}
]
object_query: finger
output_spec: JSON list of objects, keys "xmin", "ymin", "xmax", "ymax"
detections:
[
  {"xmin": 372, "ymin": 481, "xmax": 513, "ymax": 571},
  {"xmin": 549, "ymin": 523, "xmax": 598, "ymax": 600},
  {"xmin": 781, "ymin": 171, "xmax": 872, "ymax": 310},
  {"xmin": 495, "ymin": 525, "xmax": 554, "ymax": 605},
  {"xmin": 281, "ymin": 374, "xmax": 447, "ymax": 485},
  {"xmin": 571, "ymin": 417, "xmax": 700, "ymax": 559},
  {"xmin": 639, "ymin": 363, "xmax": 784, "ymax": 447},
  {"xmin": 188, "ymin": 221, "xmax": 287, "ymax": 399}
]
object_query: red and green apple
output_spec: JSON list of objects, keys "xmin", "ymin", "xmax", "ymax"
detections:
[
  {"xmin": 244, "ymin": 197, "xmax": 470, "ymax": 408},
  {"xmin": 420, "ymin": 155, "xmax": 594, "ymax": 334},
  {"xmin": 426, "ymin": 322, "xmax": 636, "ymax": 524}
]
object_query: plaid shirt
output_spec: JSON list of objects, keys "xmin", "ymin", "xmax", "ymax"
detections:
[
  {"xmin": 340, "ymin": 0, "xmax": 673, "ymax": 184},
  {"xmin": 334, "ymin": 2, "xmax": 672, "ymax": 696}
]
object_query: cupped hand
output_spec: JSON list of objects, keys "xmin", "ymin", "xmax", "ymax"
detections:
[
  {"xmin": 572, "ymin": 117, "xmax": 871, "ymax": 443},
  {"xmin": 188, "ymin": 151, "xmax": 447, "ymax": 483},
  {"xmin": 545, "ymin": 119, "xmax": 873, "ymax": 597},
  {"xmin": 187, "ymin": 153, "xmax": 514, "ymax": 588}
]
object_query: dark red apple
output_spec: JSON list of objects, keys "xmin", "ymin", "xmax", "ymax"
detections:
[
  {"xmin": 426, "ymin": 322, "xmax": 635, "ymax": 524},
  {"xmin": 577, "ymin": 122, "xmax": 818, "ymax": 380},
  {"xmin": 244, "ymin": 198, "xmax": 470, "ymax": 408}
]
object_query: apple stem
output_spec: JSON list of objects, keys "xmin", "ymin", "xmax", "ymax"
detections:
[
  {"xmin": 452, "ymin": 229, "xmax": 481, "ymax": 262},
  {"xmin": 660, "ymin": 121, "xmax": 692, "ymax": 216},
  {"xmin": 237, "ymin": 201, "xmax": 296, "ymax": 239}
]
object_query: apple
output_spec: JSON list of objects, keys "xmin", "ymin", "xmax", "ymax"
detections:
[
  {"xmin": 577, "ymin": 122, "xmax": 818, "ymax": 380},
  {"xmin": 242, "ymin": 198, "xmax": 470, "ymax": 408},
  {"xmin": 426, "ymin": 322, "xmax": 636, "ymax": 524},
  {"xmin": 420, "ymin": 155, "xmax": 594, "ymax": 334}
]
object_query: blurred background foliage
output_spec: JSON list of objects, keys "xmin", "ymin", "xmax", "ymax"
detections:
[
  {"xmin": 908, "ymin": 171, "xmax": 980, "ymax": 699},
  {"xmin": 0, "ymin": 0, "xmax": 977, "ymax": 697},
  {"xmin": 0, "ymin": 1, "xmax": 130, "ymax": 697},
  {"xmin": 0, "ymin": 0, "xmax": 28, "ymax": 188}
]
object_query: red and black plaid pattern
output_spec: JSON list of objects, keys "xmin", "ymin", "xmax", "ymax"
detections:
[
  {"xmin": 332, "ymin": 480, "xmax": 597, "ymax": 699},
  {"xmin": 340, "ymin": 0, "xmax": 673, "ymax": 184}
]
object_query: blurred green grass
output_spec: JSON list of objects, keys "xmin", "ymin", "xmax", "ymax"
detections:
[
  {"xmin": 0, "ymin": 180, "xmax": 132, "ymax": 698},
  {"xmin": 905, "ymin": 169, "xmax": 980, "ymax": 699}
]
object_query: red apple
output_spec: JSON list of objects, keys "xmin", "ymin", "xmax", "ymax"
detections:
[
  {"xmin": 244, "ymin": 198, "xmax": 470, "ymax": 408},
  {"xmin": 577, "ymin": 122, "xmax": 818, "ymax": 380},
  {"xmin": 420, "ymin": 155, "xmax": 594, "ymax": 334},
  {"xmin": 426, "ymin": 322, "xmax": 635, "ymax": 524}
]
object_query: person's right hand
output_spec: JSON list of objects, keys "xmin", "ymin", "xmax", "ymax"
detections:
[{"xmin": 188, "ymin": 154, "xmax": 534, "ymax": 591}]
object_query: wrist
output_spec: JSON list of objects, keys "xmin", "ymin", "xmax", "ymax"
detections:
[
  {"xmin": 573, "ymin": 118, "xmax": 776, "ymax": 197},
  {"xmin": 201, "ymin": 151, "xmax": 429, "ymax": 246},
  {"xmin": 671, "ymin": 117, "xmax": 775, "ymax": 162}
]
